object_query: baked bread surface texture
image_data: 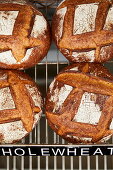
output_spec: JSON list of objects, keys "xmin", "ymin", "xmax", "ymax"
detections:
[
  {"xmin": 0, "ymin": 0, "xmax": 29, "ymax": 4},
  {"xmin": 46, "ymin": 63, "xmax": 113, "ymax": 143},
  {"xmin": 0, "ymin": 0, "xmax": 51, "ymax": 69},
  {"xmin": 0, "ymin": 69, "xmax": 43, "ymax": 144},
  {"xmin": 52, "ymin": 0, "xmax": 113, "ymax": 62}
]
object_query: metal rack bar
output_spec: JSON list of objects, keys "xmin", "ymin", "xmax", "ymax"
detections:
[
  {"xmin": 70, "ymin": 156, "xmax": 74, "ymax": 170},
  {"xmin": 45, "ymin": 54, "xmax": 49, "ymax": 169},
  {"xmin": 13, "ymin": 156, "xmax": 16, "ymax": 170},
  {"xmin": 36, "ymin": 62, "xmax": 41, "ymax": 169},
  {"xmin": 62, "ymin": 156, "xmax": 65, "ymax": 170},
  {"xmin": 37, "ymin": 156, "xmax": 40, "ymax": 170},
  {"xmin": 104, "ymin": 155, "xmax": 107, "ymax": 170},
  {"xmin": 29, "ymin": 156, "xmax": 32, "ymax": 170},
  {"xmin": 34, "ymin": 65, "xmax": 37, "ymax": 144},
  {"xmin": 6, "ymin": 156, "xmax": 10, "ymax": 170},
  {"xmin": 53, "ymin": 44, "xmax": 57, "ymax": 169},
  {"xmin": 45, "ymin": 57, "xmax": 48, "ymax": 143},
  {"xmin": 46, "ymin": 156, "xmax": 49, "ymax": 170},
  {"xmin": 54, "ymin": 156, "xmax": 57, "ymax": 170},
  {"xmin": 87, "ymin": 156, "xmax": 90, "ymax": 170},
  {"xmin": 79, "ymin": 156, "xmax": 82, "ymax": 170},
  {"xmin": 21, "ymin": 156, "xmax": 24, "ymax": 170},
  {"xmin": 29, "ymin": 132, "xmax": 32, "ymax": 144},
  {"xmin": 96, "ymin": 156, "xmax": 99, "ymax": 170},
  {"xmin": 53, "ymin": 47, "xmax": 58, "ymax": 167}
]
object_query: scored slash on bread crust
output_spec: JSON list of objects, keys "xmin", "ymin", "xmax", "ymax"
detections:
[
  {"xmin": 52, "ymin": 0, "xmax": 113, "ymax": 62},
  {"xmin": 56, "ymin": 72, "xmax": 113, "ymax": 96},
  {"xmin": 46, "ymin": 63, "xmax": 113, "ymax": 143}
]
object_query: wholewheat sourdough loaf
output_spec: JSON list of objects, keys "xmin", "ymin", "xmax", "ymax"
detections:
[
  {"xmin": 0, "ymin": 0, "xmax": 51, "ymax": 69},
  {"xmin": 52, "ymin": 0, "xmax": 113, "ymax": 63},
  {"xmin": 0, "ymin": 69, "xmax": 43, "ymax": 144},
  {"xmin": 46, "ymin": 63, "xmax": 113, "ymax": 143}
]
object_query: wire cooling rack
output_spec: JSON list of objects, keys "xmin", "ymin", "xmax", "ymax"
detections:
[{"xmin": 1, "ymin": 0, "xmax": 113, "ymax": 169}]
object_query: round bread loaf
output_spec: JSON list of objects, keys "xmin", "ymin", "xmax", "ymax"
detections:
[
  {"xmin": 0, "ymin": 0, "xmax": 51, "ymax": 69},
  {"xmin": 46, "ymin": 63, "xmax": 113, "ymax": 143},
  {"xmin": 0, "ymin": 69, "xmax": 43, "ymax": 144},
  {"xmin": 52, "ymin": 0, "xmax": 113, "ymax": 63}
]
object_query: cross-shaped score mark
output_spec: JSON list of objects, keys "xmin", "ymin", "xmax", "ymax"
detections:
[{"xmin": 0, "ymin": 71, "xmax": 41, "ymax": 132}]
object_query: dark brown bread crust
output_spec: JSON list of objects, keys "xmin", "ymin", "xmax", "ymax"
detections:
[
  {"xmin": 52, "ymin": 0, "xmax": 113, "ymax": 63},
  {"xmin": 0, "ymin": 1, "xmax": 51, "ymax": 69},
  {"xmin": 46, "ymin": 63, "xmax": 113, "ymax": 143}
]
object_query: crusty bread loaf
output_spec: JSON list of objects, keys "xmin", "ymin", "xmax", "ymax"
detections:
[
  {"xmin": 0, "ymin": 69, "xmax": 43, "ymax": 144},
  {"xmin": 46, "ymin": 63, "xmax": 113, "ymax": 143},
  {"xmin": 52, "ymin": 0, "xmax": 113, "ymax": 63},
  {"xmin": 0, "ymin": 0, "xmax": 51, "ymax": 69}
]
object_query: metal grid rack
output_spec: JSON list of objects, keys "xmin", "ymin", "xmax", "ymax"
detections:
[{"xmin": 1, "ymin": 0, "xmax": 113, "ymax": 169}]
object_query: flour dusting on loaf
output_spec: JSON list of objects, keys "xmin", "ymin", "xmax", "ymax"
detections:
[
  {"xmin": 20, "ymin": 48, "xmax": 33, "ymax": 63},
  {"xmin": 110, "ymin": 119, "xmax": 113, "ymax": 129},
  {"xmin": 73, "ymin": 3, "xmax": 99, "ymax": 35},
  {"xmin": 69, "ymin": 67, "xmax": 79, "ymax": 71},
  {"xmin": 0, "ymin": 51, "xmax": 17, "ymax": 64},
  {"xmin": 0, "ymin": 87, "xmax": 15, "ymax": 110},
  {"xmin": 50, "ymin": 84, "xmax": 73, "ymax": 112},
  {"xmin": 0, "ymin": 113, "xmax": 42, "ymax": 144},
  {"xmin": 66, "ymin": 135, "xmax": 92, "ymax": 142},
  {"xmin": 100, "ymin": 45, "xmax": 113, "ymax": 61},
  {"xmin": 31, "ymin": 15, "xmax": 47, "ymax": 38},
  {"xmin": 56, "ymin": 7, "xmax": 67, "ymax": 41},
  {"xmin": 26, "ymin": 85, "xmax": 42, "ymax": 108},
  {"xmin": 0, "ymin": 0, "xmax": 28, "ymax": 5},
  {"xmin": 0, "ymin": 11, "xmax": 19, "ymax": 35},
  {"xmin": 72, "ymin": 50, "xmax": 95, "ymax": 62},
  {"xmin": 73, "ymin": 92, "xmax": 102, "ymax": 125},
  {"xmin": 0, "ymin": 49, "xmax": 34, "ymax": 65},
  {"xmin": 104, "ymin": 5, "xmax": 113, "ymax": 30}
]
